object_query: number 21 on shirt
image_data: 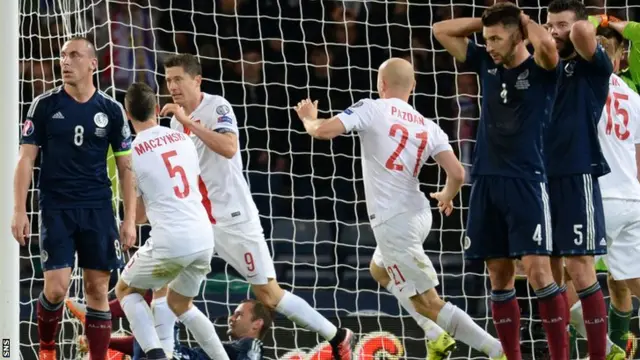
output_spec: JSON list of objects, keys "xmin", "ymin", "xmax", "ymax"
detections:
[{"xmin": 385, "ymin": 124, "xmax": 428, "ymax": 177}]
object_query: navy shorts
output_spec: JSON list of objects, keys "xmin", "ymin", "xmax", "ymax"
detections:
[
  {"xmin": 39, "ymin": 207, "xmax": 123, "ymax": 271},
  {"xmin": 548, "ymin": 174, "xmax": 606, "ymax": 256},
  {"xmin": 465, "ymin": 176, "xmax": 553, "ymax": 259}
]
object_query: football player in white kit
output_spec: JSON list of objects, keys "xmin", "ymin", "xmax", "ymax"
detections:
[
  {"xmin": 159, "ymin": 54, "xmax": 355, "ymax": 360},
  {"xmin": 565, "ymin": 27, "xmax": 640, "ymax": 359},
  {"xmin": 294, "ymin": 58, "xmax": 506, "ymax": 360},
  {"xmin": 114, "ymin": 83, "xmax": 229, "ymax": 360}
]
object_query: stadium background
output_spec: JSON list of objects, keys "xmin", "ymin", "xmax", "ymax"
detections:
[{"xmin": 16, "ymin": 0, "xmax": 639, "ymax": 359}]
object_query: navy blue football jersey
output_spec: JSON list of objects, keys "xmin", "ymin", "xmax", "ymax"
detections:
[
  {"xmin": 464, "ymin": 41, "xmax": 561, "ymax": 181},
  {"xmin": 545, "ymin": 45, "xmax": 612, "ymax": 177},
  {"xmin": 174, "ymin": 337, "xmax": 264, "ymax": 360},
  {"xmin": 20, "ymin": 86, "xmax": 132, "ymax": 209}
]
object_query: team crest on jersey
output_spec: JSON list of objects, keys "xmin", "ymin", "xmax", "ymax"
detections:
[
  {"xmin": 515, "ymin": 69, "xmax": 530, "ymax": 90},
  {"xmin": 352, "ymin": 100, "xmax": 364, "ymax": 108},
  {"xmin": 22, "ymin": 120, "xmax": 34, "ymax": 137},
  {"xmin": 217, "ymin": 115, "xmax": 233, "ymax": 124},
  {"xmin": 94, "ymin": 112, "xmax": 109, "ymax": 128},
  {"xmin": 564, "ymin": 61, "xmax": 576, "ymax": 77},
  {"xmin": 40, "ymin": 250, "xmax": 48, "ymax": 263},
  {"xmin": 216, "ymin": 104, "xmax": 230, "ymax": 115},
  {"xmin": 122, "ymin": 123, "xmax": 131, "ymax": 138}
]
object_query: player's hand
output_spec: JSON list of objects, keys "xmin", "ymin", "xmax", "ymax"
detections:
[
  {"xmin": 11, "ymin": 211, "xmax": 30, "ymax": 246},
  {"xmin": 295, "ymin": 98, "xmax": 319, "ymax": 121},
  {"xmin": 160, "ymin": 103, "xmax": 192, "ymax": 127},
  {"xmin": 120, "ymin": 219, "xmax": 136, "ymax": 251},
  {"xmin": 429, "ymin": 192, "xmax": 454, "ymax": 216}
]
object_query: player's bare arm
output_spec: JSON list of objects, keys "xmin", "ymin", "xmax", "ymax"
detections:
[
  {"xmin": 432, "ymin": 18, "xmax": 483, "ymax": 63},
  {"xmin": 11, "ymin": 144, "xmax": 39, "ymax": 245},
  {"xmin": 522, "ymin": 14, "xmax": 559, "ymax": 69},
  {"xmin": 161, "ymin": 103, "xmax": 237, "ymax": 158},
  {"xmin": 569, "ymin": 19, "xmax": 599, "ymax": 61},
  {"xmin": 430, "ymin": 151, "xmax": 465, "ymax": 216},
  {"xmin": 135, "ymin": 196, "xmax": 147, "ymax": 224},
  {"xmin": 116, "ymin": 154, "xmax": 137, "ymax": 250},
  {"xmin": 294, "ymin": 98, "xmax": 346, "ymax": 140}
]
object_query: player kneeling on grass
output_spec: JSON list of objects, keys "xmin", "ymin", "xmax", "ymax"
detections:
[
  {"xmin": 115, "ymin": 82, "xmax": 229, "ymax": 360},
  {"xmin": 294, "ymin": 57, "xmax": 505, "ymax": 360},
  {"xmin": 69, "ymin": 295, "xmax": 270, "ymax": 360}
]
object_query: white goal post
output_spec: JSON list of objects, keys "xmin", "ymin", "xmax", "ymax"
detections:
[{"xmin": 15, "ymin": 1, "xmax": 640, "ymax": 360}]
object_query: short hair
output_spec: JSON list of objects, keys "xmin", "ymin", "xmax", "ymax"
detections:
[
  {"xmin": 65, "ymin": 36, "xmax": 96, "ymax": 57},
  {"xmin": 163, "ymin": 54, "xmax": 202, "ymax": 77},
  {"xmin": 481, "ymin": 2, "xmax": 522, "ymax": 28},
  {"xmin": 241, "ymin": 299, "xmax": 273, "ymax": 340},
  {"xmin": 548, "ymin": 0, "xmax": 588, "ymax": 21},
  {"xmin": 597, "ymin": 26, "xmax": 625, "ymax": 55},
  {"xmin": 125, "ymin": 82, "xmax": 156, "ymax": 122}
]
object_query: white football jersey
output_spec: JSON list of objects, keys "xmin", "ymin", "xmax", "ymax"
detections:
[
  {"xmin": 132, "ymin": 125, "xmax": 213, "ymax": 258},
  {"xmin": 598, "ymin": 74, "xmax": 640, "ymax": 201},
  {"xmin": 337, "ymin": 98, "xmax": 453, "ymax": 226},
  {"xmin": 171, "ymin": 93, "xmax": 259, "ymax": 226}
]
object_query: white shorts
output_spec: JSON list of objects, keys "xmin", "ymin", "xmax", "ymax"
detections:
[
  {"xmin": 214, "ymin": 219, "xmax": 276, "ymax": 285},
  {"xmin": 603, "ymin": 199, "xmax": 640, "ymax": 280},
  {"xmin": 120, "ymin": 241, "xmax": 213, "ymax": 297},
  {"xmin": 372, "ymin": 208, "xmax": 438, "ymax": 295}
]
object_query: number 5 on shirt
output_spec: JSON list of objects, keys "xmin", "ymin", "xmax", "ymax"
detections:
[
  {"xmin": 162, "ymin": 150, "xmax": 190, "ymax": 198},
  {"xmin": 385, "ymin": 124, "xmax": 428, "ymax": 177}
]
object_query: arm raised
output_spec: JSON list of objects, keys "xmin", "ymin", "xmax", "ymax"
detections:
[
  {"xmin": 570, "ymin": 20, "xmax": 599, "ymax": 61},
  {"xmin": 522, "ymin": 15, "xmax": 559, "ymax": 70},
  {"xmin": 433, "ymin": 18, "xmax": 483, "ymax": 63}
]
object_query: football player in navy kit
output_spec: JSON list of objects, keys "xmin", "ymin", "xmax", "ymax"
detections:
[
  {"xmin": 11, "ymin": 37, "xmax": 136, "ymax": 360},
  {"xmin": 545, "ymin": 1, "xmax": 612, "ymax": 359},
  {"xmin": 434, "ymin": 3, "xmax": 568, "ymax": 359}
]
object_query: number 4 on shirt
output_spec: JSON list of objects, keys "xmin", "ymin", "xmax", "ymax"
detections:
[{"xmin": 385, "ymin": 124, "xmax": 428, "ymax": 177}]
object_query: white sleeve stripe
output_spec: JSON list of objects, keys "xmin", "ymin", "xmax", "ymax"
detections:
[
  {"xmin": 27, "ymin": 86, "xmax": 62, "ymax": 118},
  {"xmin": 98, "ymin": 90, "xmax": 127, "ymax": 120}
]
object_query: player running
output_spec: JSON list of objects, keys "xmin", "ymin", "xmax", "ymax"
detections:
[
  {"xmin": 545, "ymin": 1, "xmax": 613, "ymax": 358},
  {"xmin": 68, "ymin": 297, "xmax": 270, "ymax": 360},
  {"xmin": 159, "ymin": 54, "xmax": 354, "ymax": 360},
  {"xmin": 115, "ymin": 82, "xmax": 228, "ymax": 360},
  {"xmin": 434, "ymin": 3, "xmax": 567, "ymax": 359},
  {"xmin": 11, "ymin": 37, "xmax": 136, "ymax": 360},
  {"xmin": 294, "ymin": 57, "xmax": 506, "ymax": 360}
]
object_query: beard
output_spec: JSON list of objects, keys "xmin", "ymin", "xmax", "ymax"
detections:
[{"xmin": 557, "ymin": 38, "xmax": 576, "ymax": 58}]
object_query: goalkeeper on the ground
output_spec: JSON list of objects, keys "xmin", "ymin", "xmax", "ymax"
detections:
[
  {"xmin": 66, "ymin": 296, "xmax": 268, "ymax": 360},
  {"xmin": 565, "ymin": 15, "xmax": 640, "ymax": 359}
]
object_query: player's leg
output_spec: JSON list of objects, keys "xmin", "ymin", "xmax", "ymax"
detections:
[
  {"xmin": 115, "ymin": 242, "xmax": 170, "ymax": 360},
  {"xmin": 37, "ymin": 208, "xmax": 78, "ymax": 359},
  {"xmin": 76, "ymin": 207, "xmax": 130, "ymax": 360},
  {"xmin": 149, "ymin": 286, "xmax": 177, "ymax": 357},
  {"xmin": 465, "ymin": 177, "xmax": 519, "ymax": 359},
  {"xmin": 374, "ymin": 210, "xmax": 503, "ymax": 358},
  {"xmin": 213, "ymin": 221, "xmax": 354, "ymax": 359},
  {"xmin": 368, "ymin": 254, "xmax": 451, "ymax": 344},
  {"xmin": 606, "ymin": 273, "xmax": 633, "ymax": 351},
  {"xmin": 506, "ymin": 179, "xmax": 568, "ymax": 360},
  {"xmin": 554, "ymin": 175, "xmax": 608, "ymax": 359},
  {"xmin": 165, "ymin": 248, "xmax": 230, "ymax": 360}
]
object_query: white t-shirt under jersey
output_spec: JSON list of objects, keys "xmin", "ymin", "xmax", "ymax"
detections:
[
  {"xmin": 132, "ymin": 125, "xmax": 213, "ymax": 258},
  {"xmin": 598, "ymin": 73, "xmax": 640, "ymax": 201},
  {"xmin": 337, "ymin": 98, "xmax": 453, "ymax": 227},
  {"xmin": 171, "ymin": 93, "xmax": 259, "ymax": 226}
]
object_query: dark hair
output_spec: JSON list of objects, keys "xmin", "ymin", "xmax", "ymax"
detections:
[
  {"xmin": 481, "ymin": 2, "xmax": 522, "ymax": 28},
  {"xmin": 548, "ymin": 0, "xmax": 588, "ymax": 21},
  {"xmin": 163, "ymin": 53, "xmax": 202, "ymax": 77},
  {"xmin": 241, "ymin": 299, "xmax": 273, "ymax": 340},
  {"xmin": 597, "ymin": 26, "xmax": 624, "ymax": 45},
  {"xmin": 125, "ymin": 82, "xmax": 156, "ymax": 122}
]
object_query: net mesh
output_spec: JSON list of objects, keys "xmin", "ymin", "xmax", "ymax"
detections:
[{"xmin": 17, "ymin": 0, "xmax": 640, "ymax": 359}]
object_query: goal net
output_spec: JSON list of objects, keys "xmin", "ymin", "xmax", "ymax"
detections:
[{"xmin": 17, "ymin": 0, "xmax": 639, "ymax": 359}]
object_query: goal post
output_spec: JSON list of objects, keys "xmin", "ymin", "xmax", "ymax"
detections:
[{"xmin": 1, "ymin": 0, "xmax": 21, "ymax": 359}]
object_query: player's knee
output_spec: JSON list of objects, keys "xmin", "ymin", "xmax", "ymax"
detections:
[
  {"xmin": 43, "ymin": 271, "xmax": 71, "ymax": 303},
  {"xmin": 486, "ymin": 259, "xmax": 516, "ymax": 289},
  {"xmin": 369, "ymin": 261, "xmax": 390, "ymax": 286},
  {"xmin": 521, "ymin": 256, "xmax": 554, "ymax": 289},
  {"xmin": 564, "ymin": 256, "xmax": 597, "ymax": 288},
  {"xmin": 84, "ymin": 280, "xmax": 109, "ymax": 303},
  {"xmin": 251, "ymin": 280, "xmax": 284, "ymax": 309},
  {"xmin": 622, "ymin": 277, "xmax": 640, "ymax": 300},
  {"xmin": 608, "ymin": 274, "xmax": 631, "ymax": 301},
  {"xmin": 410, "ymin": 289, "xmax": 444, "ymax": 321}
]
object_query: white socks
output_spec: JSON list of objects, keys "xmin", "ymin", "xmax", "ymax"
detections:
[
  {"xmin": 151, "ymin": 297, "xmax": 178, "ymax": 358},
  {"xmin": 385, "ymin": 282, "xmax": 445, "ymax": 341},
  {"xmin": 120, "ymin": 293, "xmax": 163, "ymax": 353},
  {"xmin": 570, "ymin": 301, "xmax": 614, "ymax": 354},
  {"xmin": 436, "ymin": 302, "xmax": 503, "ymax": 358},
  {"xmin": 178, "ymin": 306, "xmax": 230, "ymax": 360},
  {"xmin": 275, "ymin": 291, "xmax": 338, "ymax": 340}
]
